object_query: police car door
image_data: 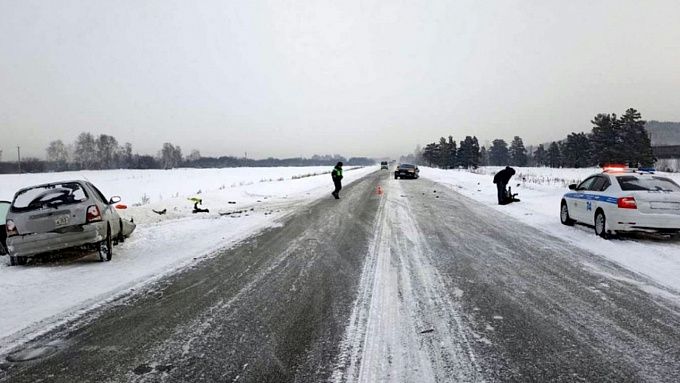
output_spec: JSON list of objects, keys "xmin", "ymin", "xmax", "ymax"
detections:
[
  {"xmin": 583, "ymin": 176, "xmax": 611, "ymax": 225},
  {"xmin": 570, "ymin": 176, "xmax": 597, "ymax": 222}
]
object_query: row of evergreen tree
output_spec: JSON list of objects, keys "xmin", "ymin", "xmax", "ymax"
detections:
[
  {"xmin": 415, "ymin": 108, "xmax": 654, "ymax": 169},
  {"xmin": 417, "ymin": 136, "xmax": 483, "ymax": 168}
]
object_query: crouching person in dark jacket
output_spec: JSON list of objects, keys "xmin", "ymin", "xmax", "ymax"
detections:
[
  {"xmin": 331, "ymin": 162, "xmax": 343, "ymax": 199},
  {"xmin": 493, "ymin": 166, "xmax": 516, "ymax": 205}
]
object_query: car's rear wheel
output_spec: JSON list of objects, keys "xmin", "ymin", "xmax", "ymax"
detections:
[
  {"xmin": 394, "ymin": 175, "xmax": 399, "ymax": 179},
  {"xmin": 560, "ymin": 201, "xmax": 575, "ymax": 226},
  {"xmin": 594, "ymin": 210, "xmax": 609, "ymax": 239},
  {"xmin": 9, "ymin": 256, "xmax": 27, "ymax": 266},
  {"xmin": 98, "ymin": 225, "xmax": 113, "ymax": 262}
]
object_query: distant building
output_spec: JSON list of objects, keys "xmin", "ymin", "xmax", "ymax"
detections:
[
  {"xmin": 653, "ymin": 145, "xmax": 680, "ymax": 172},
  {"xmin": 653, "ymin": 145, "xmax": 680, "ymax": 159}
]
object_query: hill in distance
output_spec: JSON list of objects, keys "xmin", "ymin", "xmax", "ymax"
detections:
[{"xmin": 647, "ymin": 121, "xmax": 680, "ymax": 146}]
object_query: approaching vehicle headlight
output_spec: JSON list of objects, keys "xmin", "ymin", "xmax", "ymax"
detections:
[{"xmin": 6, "ymin": 219, "xmax": 18, "ymax": 237}]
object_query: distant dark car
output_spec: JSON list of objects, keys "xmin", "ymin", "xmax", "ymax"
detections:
[
  {"xmin": 380, "ymin": 161, "xmax": 389, "ymax": 170},
  {"xmin": 0, "ymin": 200, "xmax": 9, "ymax": 255},
  {"xmin": 395, "ymin": 164, "xmax": 419, "ymax": 179}
]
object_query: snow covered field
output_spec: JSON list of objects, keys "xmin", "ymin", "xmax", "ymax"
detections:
[
  {"xmin": 0, "ymin": 166, "xmax": 377, "ymax": 352},
  {"xmin": 0, "ymin": 167, "xmax": 363, "ymax": 224},
  {"xmin": 420, "ymin": 166, "xmax": 680, "ymax": 295}
]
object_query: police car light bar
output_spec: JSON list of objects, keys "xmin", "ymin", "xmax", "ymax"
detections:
[
  {"xmin": 602, "ymin": 164, "xmax": 629, "ymax": 172},
  {"xmin": 601, "ymin": 164, "xmax": 656, "ymax": 174}
]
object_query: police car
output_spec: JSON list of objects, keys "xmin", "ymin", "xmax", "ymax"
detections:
[{"xmin": 560, "ymin": 166, "xmax": 680, "ymax": 238}]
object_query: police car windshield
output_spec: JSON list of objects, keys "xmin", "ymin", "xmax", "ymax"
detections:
[{"xmin": 616, "ymin": 176, "xmax": 680, "ymax": 192}]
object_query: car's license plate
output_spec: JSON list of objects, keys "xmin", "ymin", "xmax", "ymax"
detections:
[
  {"xmin": 650, "ymin": 202, "xmax": 680, "ymax": 210},
  {"xmin": 55, "ymin": 215, "xmax": 70, "ymax": 226}
]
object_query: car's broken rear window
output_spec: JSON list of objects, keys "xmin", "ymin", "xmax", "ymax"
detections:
[{"xmin": 11, "ymin": 182, "xmax": 88, "ymax": 212}]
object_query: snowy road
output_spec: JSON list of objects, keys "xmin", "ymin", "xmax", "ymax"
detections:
[{"xmin": 2, "ymin": 170, "xmax": 680, "ymax": 382}]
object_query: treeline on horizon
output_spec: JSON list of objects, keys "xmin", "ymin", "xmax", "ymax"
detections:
[
  {"xmin": 0, "ymin": 133, "xmax": 375, "ymax": 174},
  {"xmin": 408, "ymin": 108, "xmax": 655, "ymax": 169}
]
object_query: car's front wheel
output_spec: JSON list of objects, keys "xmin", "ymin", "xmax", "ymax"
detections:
[
  {"xmin": 98, "ymin": 225, "xmax": 113, "ymax": 262},
  {"xmin": 560, "ymin": 201, "xmax": 575, "ymax": 226},
  {"xmin": 594, "ymin": 210, "xmax": 609, "ymax": 239}
]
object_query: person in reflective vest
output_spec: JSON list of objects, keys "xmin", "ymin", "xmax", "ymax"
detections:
[{"xmin": 331, "ymin": 162, "xmax": 343, "ymax": 199}]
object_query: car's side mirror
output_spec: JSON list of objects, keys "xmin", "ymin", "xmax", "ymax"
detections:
[
  {"xmin": 109, "ymin": 196, "xmax": 122, "ymax": 204},
  {"xmin": 568, "ymin": 184, "xmax": 577, "ymax": 190}
]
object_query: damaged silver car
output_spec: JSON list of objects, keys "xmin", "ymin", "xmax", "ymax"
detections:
[{"xmin": 5, "ymin": 180, "xmax": 135, "ymax": 266}]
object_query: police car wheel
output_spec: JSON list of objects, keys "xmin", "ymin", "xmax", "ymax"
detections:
[
  {"xmin": 594, "ymin": 210, "xmax": 609, "ymax": 239},
  {"xmin": 560, "ymin": 201, "xmax": 574, "ymax": 226}
]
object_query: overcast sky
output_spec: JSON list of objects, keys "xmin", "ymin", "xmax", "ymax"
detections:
[{"xmin": 1, "ymin": 0, "xmax": 680, "ymax": 160}]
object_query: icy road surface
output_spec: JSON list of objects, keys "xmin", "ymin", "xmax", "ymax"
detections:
[{"xmin": 2, "ymin": 170, "xmax": 680, "ymax": 382}]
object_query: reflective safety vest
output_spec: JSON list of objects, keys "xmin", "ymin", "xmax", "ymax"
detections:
[{"xmin": 332, "ymin": 168, "xmax": 343, "ymax": 178}]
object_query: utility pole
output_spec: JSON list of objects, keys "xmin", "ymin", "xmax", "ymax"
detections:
[{"xmin": 17, "ymin": 146, "xmax": 22, "ymax": 174}]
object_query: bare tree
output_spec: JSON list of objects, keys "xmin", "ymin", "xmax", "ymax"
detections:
[
  {"xmin": 46, "ymin": 140, "xmax": 70, "ymax": 163},
  {"xmin": 96, "ymin": 134, "xmax": 119, "ymax": 169},
  {"xmin": 74, "ymin": 132, "xmax": 98, "ymax": 169},
  {"xmin": 159, "ymin": 143, "xmax": 183, "ymax": 169},
  {"xmin": 187, "ymin": 149, "xmax": 201, "ymax": 162},
  {"xmin": 117, "ymin": 142, "xmax": 133, "ymax": 168}
]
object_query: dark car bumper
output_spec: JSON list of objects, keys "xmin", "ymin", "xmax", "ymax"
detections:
[{"xmin": 395, "ymin": 171, "xmax": 419, "ymax": 178}]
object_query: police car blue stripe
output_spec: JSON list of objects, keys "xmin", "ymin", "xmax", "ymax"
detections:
[{"xmin": 564, "ymin": 193, "xmax": 618, "ymax": 204}]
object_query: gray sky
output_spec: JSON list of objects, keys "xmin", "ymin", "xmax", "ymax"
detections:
[{"xmin": 2, "ymin": 0, "xmax": 680, "ymax": 160}]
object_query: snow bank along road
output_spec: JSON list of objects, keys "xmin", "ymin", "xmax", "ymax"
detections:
[{"xmin": 2, "ymin": 170, "xmax": 680, "ymax": 382}]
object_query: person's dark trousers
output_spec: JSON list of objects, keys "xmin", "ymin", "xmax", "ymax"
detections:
[
  {"xmin": 333, "ymin": 179, "xmax": 342, "ymax": 198},
  {"xmin": 497, "ymin": 182, "xmax": 507, "ymax": 205}
]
